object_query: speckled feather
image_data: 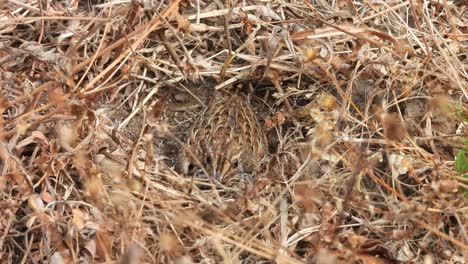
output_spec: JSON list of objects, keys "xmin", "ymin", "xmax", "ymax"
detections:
[{"xmin": 182, "ymin": 92, "xmax": 267, "ymax": 182}]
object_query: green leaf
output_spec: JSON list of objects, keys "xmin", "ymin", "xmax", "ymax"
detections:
[
  {"xmin": 463, "ymin": 186, "xmax": 468, "ymax": 199},
  {"xmin": 460, "ymin": 137, "xmax": 468, "ymax": 146},
  {"xmin": 455, "ymin": 150, "xmax": 468, "ymax": 173}
]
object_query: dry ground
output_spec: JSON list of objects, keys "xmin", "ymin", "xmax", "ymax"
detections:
[{"xmin": 1, "ymin": 0, "xmax": 468, "ymax": 263}]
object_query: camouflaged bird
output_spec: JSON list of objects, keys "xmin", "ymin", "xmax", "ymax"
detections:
[{"xmin": 180, "ymin": 92, "xmax": 267, "ymax": 183}]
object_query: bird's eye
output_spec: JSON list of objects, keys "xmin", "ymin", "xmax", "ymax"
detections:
[{"xmin": 232, "ymin": 159, "xmax": 239, "ymax": 168}]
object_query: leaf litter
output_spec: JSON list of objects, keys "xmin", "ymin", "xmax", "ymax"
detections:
[{"xmin": 0, "ymin": 0, "xmax": 467, "ymax": 263}]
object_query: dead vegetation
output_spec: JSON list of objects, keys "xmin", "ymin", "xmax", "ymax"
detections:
[{"xmin": 1, "ymin": 0, "xmax": 468, "ymax": 263}]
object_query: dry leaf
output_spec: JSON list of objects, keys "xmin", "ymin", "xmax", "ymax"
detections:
[
  {"xmin": 41, "ymin": 191, "xmax": 54, "ymax": 203},
  {"xmin": 276, "ymin": 112, "xmax": 285, "ymax": 126},
  {"xmin": 434, "ymin": 180, "xmax": 459, "ymax": 193},
  {"xmin": 301, "ymin": 44, "xmax": 319, "ymax": 62},
  {"xmin": 15, "ymin": 130, "xmax": 48, "ymax": 150},
  {"xmin": 319, "ymin": 93, "xmax": 337, "ymax": 111},
  {"xmin": 86, "ymin": 177, "xmax": 104, "ymax": 198},
  {"xmin": 246, "ymin": 38, "xmax": 256, "ymax": 55},
  {"xmin": 381, "ymin": 113, "xmax": 407, "ymax": 141},
  {"xmin": 26, "ymin": 216, "xmax": 37, "ymax": 228},
  {"xmin": 147, "ymin": 97, "xmax": 165, "ymax": 127},
  {"xmin": 10, "ymin": 171, "xmax": 32, "ymax": 193},
  {"xmin": 294, "ymin": 184, "xmax": 320, "ymax": 211},
  {"xmin": 160, "ymin": 233, "xmax": 184, "ymax": 257},
  {"xmin": 0, "ymin": 95, "xmax": 8, "ymax": 114},
  {"xmin": 99, "ymin": 158, "xmax": 124, "ymax": 183},
  {"xmin": 72, "ymin": 208, "xmax": 86, "ymax": 230},
  {"xmin": 16, "ymin": 121, "xmax": 29, "ymax": 136},
  {"xmin": 265, "ymin": 117, "xmax": 274, "ymax": 129},
  {"xmin": 126, "ymin": 178, "xmax": 142, "ymax": 192},
  {"xmin": 173, "ymin": 6, "xmax": 190, "ymax": 32},
  {"xmin": 48, "ymin": 85, "xmax": 68, "ymax": 105},
  {"xmin": 21, "ymin": 42, "xmax": 60, "ymax": 62},
  {"xmin": 84, "ymin": 239, "xmax": 97, "ymax": 259},
  {"xmin": 57, "ymin": 121, "xmax": 77, "ymax": 151},
  {"xmin": 50, "ymin": 252, "xmax": 65, "ymax": 264},
  {"xmin": 28, "ymin": 194, "xmax": 44, "ymax": 213},
  {"xmin": 258, "ymin": 5, "xmax": 281, "ymax": 20}
]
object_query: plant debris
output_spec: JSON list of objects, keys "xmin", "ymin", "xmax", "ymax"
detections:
[{"xmin": 1, "ymin": 0, "xmax": 467, "ymax": 263}]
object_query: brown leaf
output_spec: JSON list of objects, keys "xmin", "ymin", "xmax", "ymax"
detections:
[
  {"xmin": 15, "ymin": 130, "xmax": 49, "ymax": 150},
  {"xmin": 86, "ymin": 177, "xmax": 104, "ymax": 199},
  {"xmin": 173, "ymin": 6, "xmax": 190, "ymax": 32},
  {"xmin": 83, "ymin": 239, "xmax": 97, "ymax": 259},
  {"xmin": 246, "ymin": 38, "xmax": 256, "ymax": 55},
  {"xmin": 319, "ymin": 93, "xmax": 338, "ymax": 111},
  {"xmin": 301, "ymin": 44, "xmax": 319, "ymax": 62},
  {"xmin": 10, "ymin": 171, "xmax": 32, "ymax": 194},
  {"xmin": 265, "ymin": 117, "xmax": 274, "ymax": 129},
  {"xmin": 276, "ymin": 112, "xmax": 286, "ymax": 125},
  {"xmin": 48, "ymin": 85, "xmax": 68, "ymax": 105},
  {"xmin": 394, "ymin": 38, "xmax": 414, "ymax": 56},
  {"xmin": 147, "ymin": 97, "xmax": 166, "ymax": 127},
  {"xmin": 126, "ymin": 178, "xmax": 142, "ymax": 192},
  {"xmin": 292, "ymin": 23, "xmax": 401, "ymax": 51},
  {"xmin": 294, "ymin": 183, "xmax": 320, "ymax": 211},
  {"xmin": 72, "ymin": 208, "xmax": 86, "ymax": 230},
  {"xmin": 314, "ymin": 124, "xmax": 333, "ymax": 148},
  {"xmin": 436, "ymin": 180, "xmax": 459, "ymax": 193},
  {"xmin": 50, "ymin": 252, "xmax": 65, "ymax": 264},
  {"xmin": 160, "ymin": 233, "xmax": 184, "ymax": 257},
  {"xmin": 28, "ymin": 194, "xmax": 45, "ymax": 213},
  {"xmin": 41, "ymin": 191, "xmax": 54, "ymax": 203},
  {"xmin": 381, "ymin": 113, "xmax": 407, "ymax": 141},
  {"xmin": 70, "ymin": 104, "xmax": 87, "ymax": 120},
  {"xmin": 21, "ymin": 42, "xmax": 60, "ymax": 62},
  {"xmin": 0, "ymin": 95, "xmax": 8, "ymax": 114},
  {"xmin": 16, "ymin": 121, "xmax": 29, "ymax": 136},
  {"xmin": 99, "ymin": 158, "xmax": 124, "ymax": 183},
  {"xmin": 338, "ymin": 0, "xmax": 353, "ymax": 7},
  {"xmin": 241, "ymin": 13, "xmax": 253, "ymax": 35}
]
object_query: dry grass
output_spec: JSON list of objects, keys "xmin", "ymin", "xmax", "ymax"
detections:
[{"xmin": 1, "ymin": 0, "xmax": 468, "ymax": 263}]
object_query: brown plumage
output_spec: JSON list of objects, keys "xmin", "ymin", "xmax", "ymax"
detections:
[{"xmin": 181, "ymin": 92, "xmax": 267, "ymax": 183}]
